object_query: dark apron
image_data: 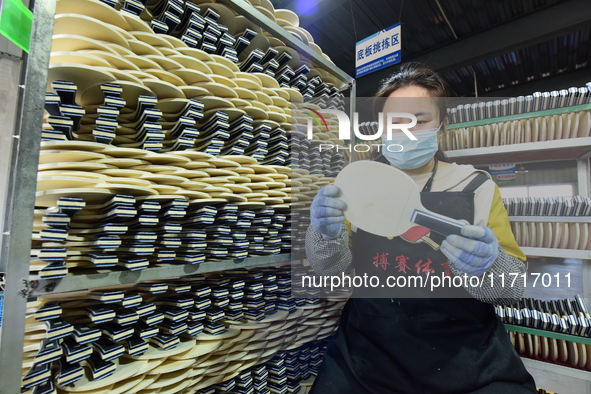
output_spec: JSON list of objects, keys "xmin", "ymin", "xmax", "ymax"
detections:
[{"xmin": 310, "ymin": 174, "xmax": 536, "ymax": 393}]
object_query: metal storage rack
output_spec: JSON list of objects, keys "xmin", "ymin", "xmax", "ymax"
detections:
[
  {"xmin": 0, "ymin": 0, "xmax": 355, "ymax": 392},
  {"xmin": 509, "ymin": 217, "xmax": 591, "ymax": 223},
  {"xmin": 445, "ymin": 113, "xmax": 591, "ymax": 392},
  {"xmin": 445, "ymin": 136, "xmax": 591, "ymax": 166},
  {"xmin": 504, "ymin": 323, "xmax": 591, "ymax": 381}
]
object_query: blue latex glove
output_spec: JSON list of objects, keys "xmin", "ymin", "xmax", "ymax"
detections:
[
  {"xmin": 441, "ymin": 225, "xmax": 499, "ymax": 276},
  {"xmin": 310, "ymin": 185, "xmax": 347, "ymax": 239}
]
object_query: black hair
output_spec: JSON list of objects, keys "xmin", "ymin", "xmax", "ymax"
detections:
[{"xmin": 370, "ymin": 62, "xmax": 450, "ymax": 164}]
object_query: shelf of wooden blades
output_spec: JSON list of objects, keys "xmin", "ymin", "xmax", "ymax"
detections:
[
  {"xmin": 520, "ymin": 247, "xmax": 591, "ymax": 260},
  {"xmin": 521, "ymin": 358, "xmax": 591, "ymax": 381},
  {"xmin": 448, "ymin": 104, "xmax": 591, "ymax": 129},
  {"xmin": 510, "ymin": 216, "xmax": 591, "ymax": 223},
  {"xmin": 28, "ymin": 253, "xmax": 295, "ymax": 296},
  {"xmin": 505, "ymin": 324, "xmax": 591, "ymax": 346},
  {"xmin": 444, "ymin": 137, "xmax": 591, "ymax": 165}
]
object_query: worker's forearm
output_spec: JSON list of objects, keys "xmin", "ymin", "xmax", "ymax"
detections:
[
  {"xmin": 305, "ymin": 224, "xmax": 352, "ymax": 276},
  {"xmin": 452, "ymin": 247, "xmax": 526, "ymax": 305}
]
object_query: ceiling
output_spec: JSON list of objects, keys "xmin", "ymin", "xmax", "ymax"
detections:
[{"xmin": 269, "ymin": 0, "xmax": 591, "ymax": 97}]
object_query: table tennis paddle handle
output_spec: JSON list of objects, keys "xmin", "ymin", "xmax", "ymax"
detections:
[{"xmin": 411, "ymin": 210, "xmax": 464, "ymax": 236}]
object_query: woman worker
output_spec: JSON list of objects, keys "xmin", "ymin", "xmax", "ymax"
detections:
[{"xmin": 305, "ymin": 63, "xmax": 536, "ymax": 393}]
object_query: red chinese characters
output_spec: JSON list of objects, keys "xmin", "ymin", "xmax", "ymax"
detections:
[
  {"xmin": 373, "ymin": 252, "xmax": 390, "ymax": 271},
  {"xmin": 395, "ymin": 255, "xmax": 411, "ymax": 274},
  {"xmin": 415, "ymin": 258, "xmax": 435, "ymax": 275},
  {"xmin": 441, "ymin": 260, "xmax": 451, "ymax": 277},
  {"xmin": 375, "ymin": 254, "xmax": 445, "ymax": 277}
]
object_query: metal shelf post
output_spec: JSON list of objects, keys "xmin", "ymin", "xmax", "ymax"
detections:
[
  {"xmin": 349, "ymin": 79, "xmax": 356, "ymax": 163},
  {"xmin": 577, "ymin": 158, "xmax": 591, "ymax": 337},
  {"xmin": 0, "ymin": 0, "xmax": 57, "ymax": 391}
]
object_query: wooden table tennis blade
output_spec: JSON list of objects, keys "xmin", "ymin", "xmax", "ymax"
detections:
[
  {"xmin": 335, "ymin": 161, "xmax": 464, "ymax": 237},
  {"xmin": 334, "ymin": 161, "xmax": 415, "ymax": 237}
]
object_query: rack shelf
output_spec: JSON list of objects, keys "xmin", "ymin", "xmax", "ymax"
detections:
[
  {"xmin": 444, "ymin": 137, "xmax": 591, "ymax": 165},
  {"xmin": 521, "ymin": 247, "xmax": 591, "ymax": 260},
  {"xmin": 2, "ymin": 0, "xmax": 355, "ymax": 392},
  {"xmin": 521, "ymin": 358, "xmax": 591, "ymax": 381},
  {"xmin": 445, "ymin": 90, "xmax": 591, "ymax": 391},
  {"xmin": 510, "ymin": 216, "xmax": 591, "ymax": 223},
  {"xmin": 447, "ymin": 103, "xmax": 591, "ymax": 130},
  {"xmin": 505, "ymin": 324, "xmax": 591, "ymax": 346},
  {"xmin": 27, "ymin": 253, "xmax": 295, "ymax": 297},
  {"xmin": 218, "ymin": 0, "xmax": 353, "ymax": 88}
]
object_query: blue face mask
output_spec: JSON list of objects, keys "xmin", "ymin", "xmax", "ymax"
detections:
[{"xmin": 382, "ymin": 125, "xmax": 441, "ymax": 170}]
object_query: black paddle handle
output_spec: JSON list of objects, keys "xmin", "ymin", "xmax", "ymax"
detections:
[{"xmin": 411, "ymin": 210, "xmax": 464, "ymax": 236}]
